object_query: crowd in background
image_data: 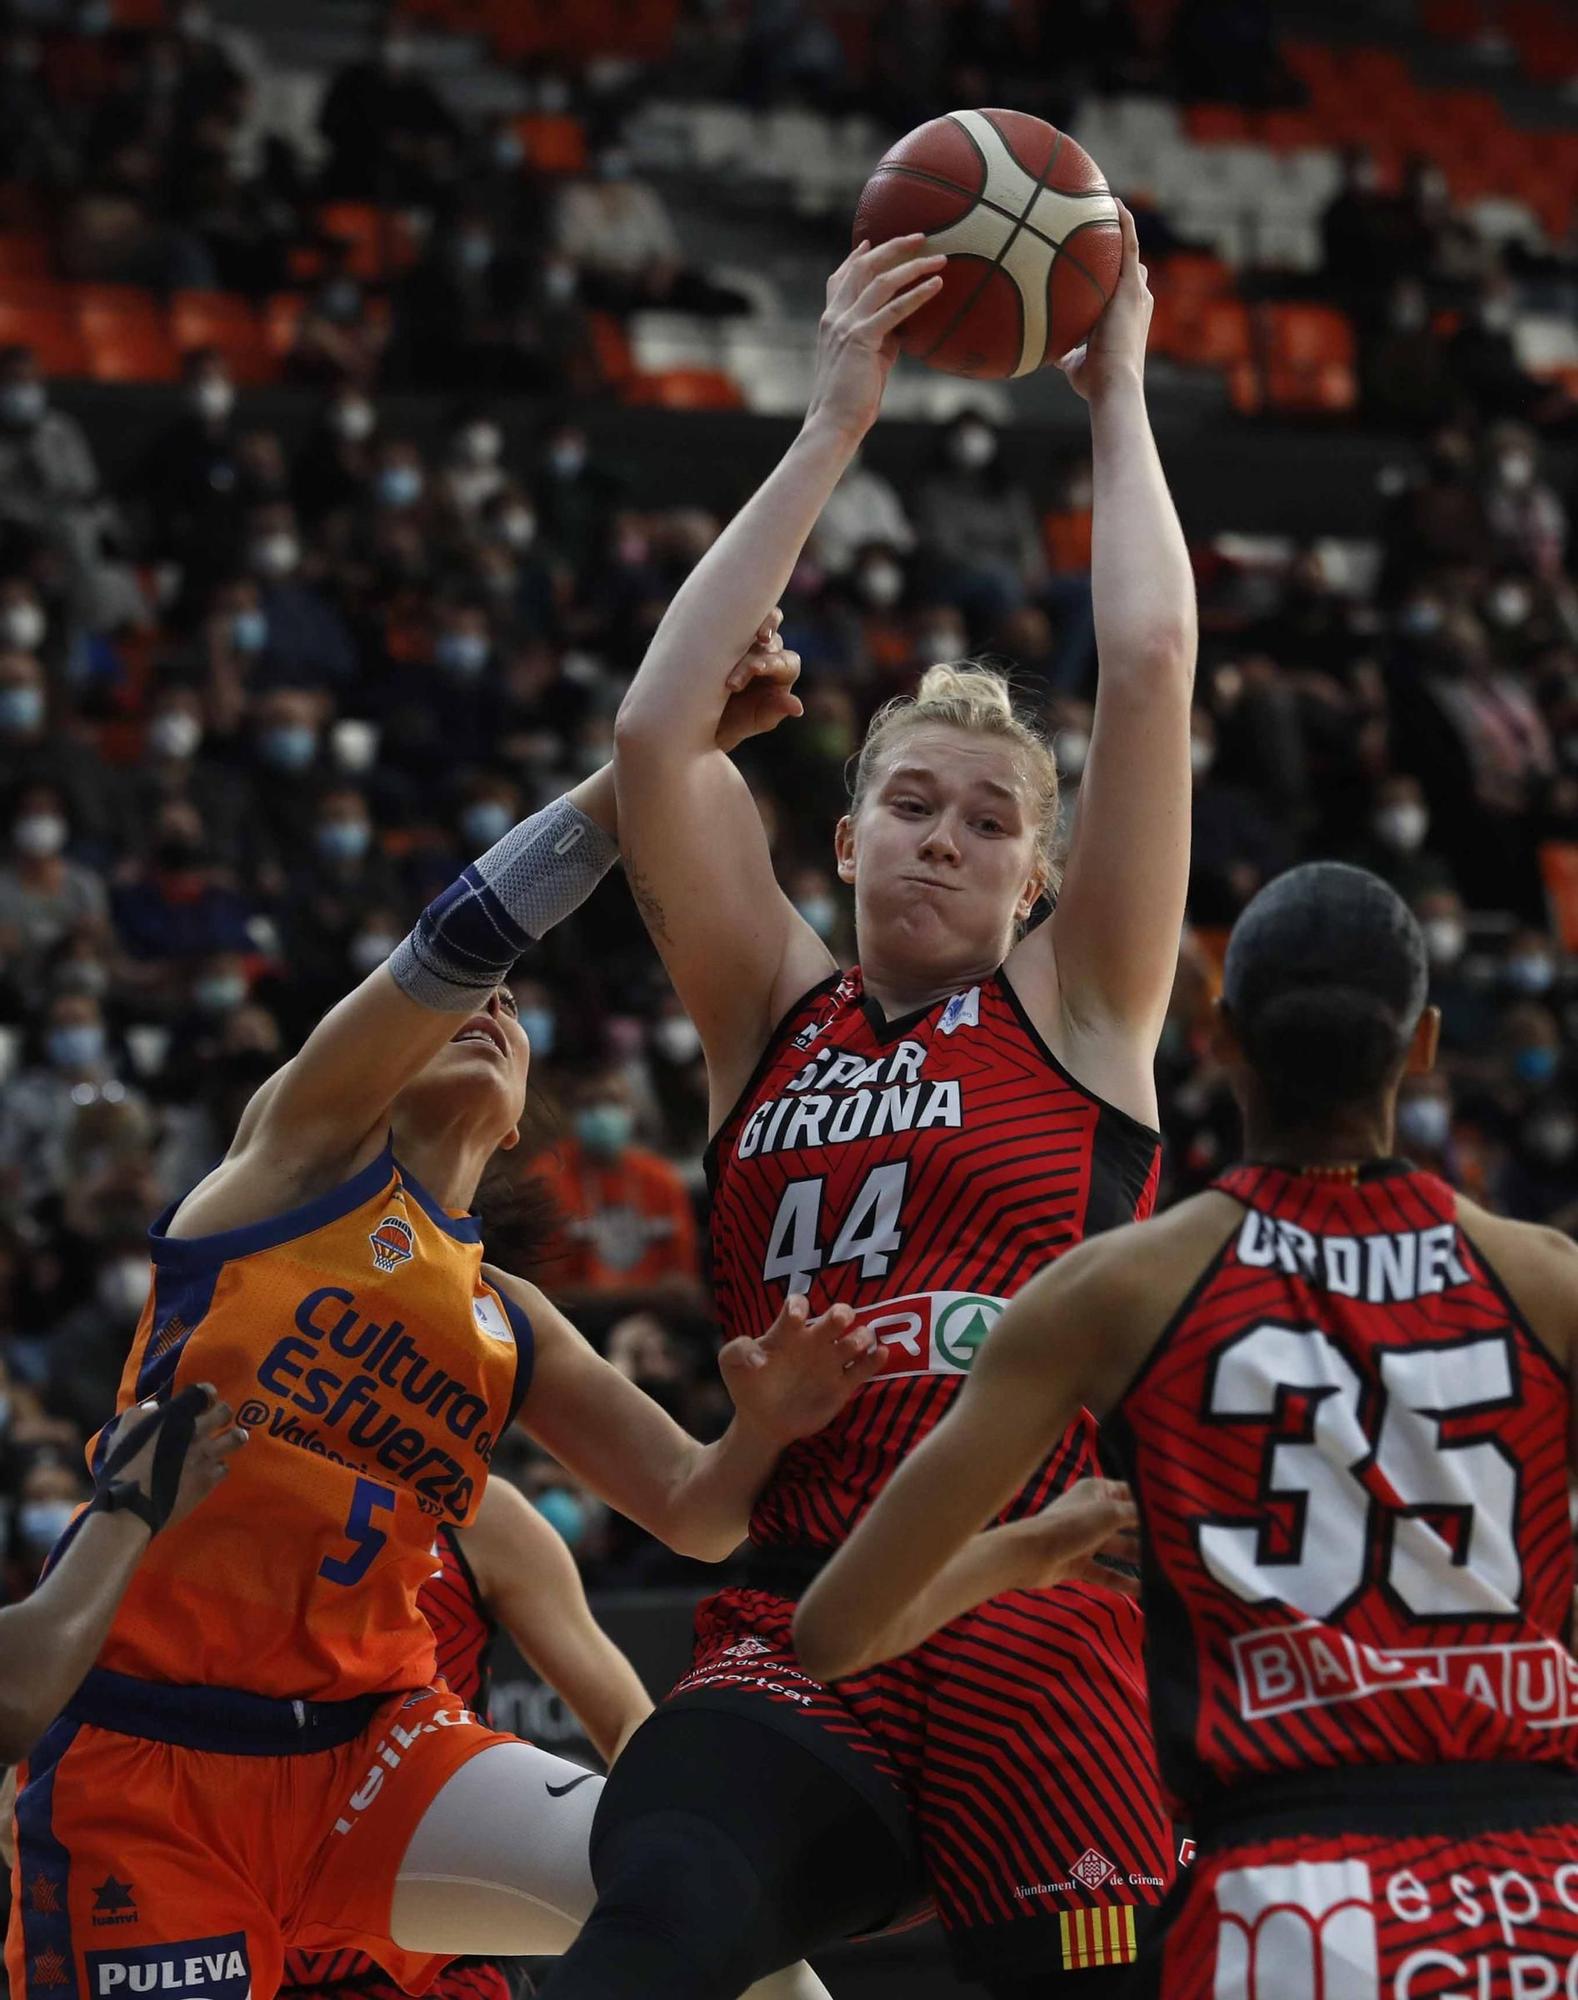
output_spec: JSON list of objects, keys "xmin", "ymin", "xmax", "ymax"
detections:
[{"xmin": 0, "ymin": 0, "xmax": 1571, "ymax": 1604}]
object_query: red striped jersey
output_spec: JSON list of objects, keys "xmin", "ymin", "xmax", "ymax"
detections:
[
  {"xmin": 709, "ymin": 966, "xmax": 1160, "ymax": 1547},
  {"xmin": 281, "ymin": 1528, "xmax": 498, "ymax": 1996},
  {"xmin": 1108, "ymin": 1162, "xmax": 1578, "ymax": 1812}
]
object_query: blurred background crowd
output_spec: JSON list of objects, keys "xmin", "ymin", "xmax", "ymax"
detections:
[{"xmin": 0, "ymin": 0, "xmax": 1572, "ymax": 1612}]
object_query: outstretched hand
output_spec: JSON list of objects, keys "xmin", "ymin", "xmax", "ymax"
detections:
[
  {"xmin": 1057, "ymin": 203, "xmax": 1153, "ymax": 404},
  {"xmin": 716, "ymin": 608, "xmax": 803, "ymax": 753},
  {"xmin": 720, "ymin": 1295, "xmax": 885, "ymax": 1447},
  {"xmin": 104, "ymin": 1383, "xmax": 248, "ymax": 1535},
  {"xmin": 804, "ymin": 235, "xmax": 946, "ymax": 443},
  {"xmin": 1003, "ymin": 1477, "xmax": 1141, "ymax": 1597}
]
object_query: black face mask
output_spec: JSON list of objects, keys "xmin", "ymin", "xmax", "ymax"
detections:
[{"xmin": 154, "ymin": 836, "xmax": 206, "ymax": 873}]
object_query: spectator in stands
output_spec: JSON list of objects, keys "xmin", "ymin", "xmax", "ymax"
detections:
[
  {"xmin": 0, "ymin": 346, "xmax": 108, "ymax": 617},
  {"xmin": 536, "ymin": 423, "xmax": 618, "ymax": 580},
  {"xmin": 810, "ymin": 448, "xmax": 915, "ymax": 578},
  {"xmin": 553, "ymin": 144, "xmax": 748, "ymax": 318},
  {"xmin": 1321, "ymin": 148, "xmax": 1404, "ymax": 304},
  {"xmin": 0, "ymin": 785, "xmax": 107, "ymax": 988},
  {"xmin": 317, "ymin": 16, "xmax": 460, "ymax": 204},
  {"xmin": 1350, "ymin": 772, "xmax": 1448, "ymax": 899},
  {"xmin": 0, "ymin": 990, "xmax": 131, "ymax": 1211},
  {"xmin": 532, "ymin": 1063, "xmax": 701, "ymax": 1300},
  {"xmin": 110, "ymin": 798, "xmax": 256, "ymax": 1003},
  {"xmin": 241, "ymin": 501, "xmax": 357, "ymax": 689},
  {"xmin": 293, "ymin": 384, "xmax": 379, "ymax": 527},
  {"xmin": 1380, "ymin": 426, "xmax": 1489, "ymax": 591},
  {"xmin": 136, "ymin": 348, "xmax": 243, "ymax": 568},
  {"xmin": 916, "ymin": 411, "xmax": 1046, "ymax": 627},
  {"xmin": 1447, "ymin": 274, "xmax": 1569, "ymax": 426},
  {"xmin": 0, "ymin": 650, "xmax": 114, "ymax": 853},
  {"xmin": 288, "ymin": 244, "xmax": 390, "ymax": 386},
  {"xmin": 1482, "ymin": 422, "xmax": 1568, "ymax": 582},
  {"xmin": 1360, "ymin": 280, "xmax": 1455, "ymax": 432}
]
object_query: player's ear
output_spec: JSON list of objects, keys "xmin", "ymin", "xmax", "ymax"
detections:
[
  {"xmin": 1404, "ymin": 1005, "xmax": 1441, "ymax": 1076},
  {"xmin": 834, "ymin": 814, "xmax": 856, "ymax": 885},
  {"xmin": 497, "ymin": 1122, "xmax": 521, "ymax": 1153}
]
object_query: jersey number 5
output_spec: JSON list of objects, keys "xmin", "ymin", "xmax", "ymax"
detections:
[
  {"xmin": 1199, "ymin": 1323, "xmax": 1522, "ymax": 1621},
  {"xmin": 320, "ymin": 1476, "xmax": 396, "ymax": 1587},
  {"xmin": 763, "ymin": 1164, "xmax": 909, "ymax": 1297}
]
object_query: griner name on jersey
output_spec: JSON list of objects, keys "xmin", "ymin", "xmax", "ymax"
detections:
[
  {"xmin": 735, "ymin": 1038, "xmax": 963, "ymax": 1162},
  {"xmin": 1236, "ymin": 1210, "xmax": 1473, "ymax": 1304}
]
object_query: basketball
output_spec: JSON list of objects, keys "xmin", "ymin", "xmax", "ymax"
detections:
[{"xmin": 852, "ymin": 109, "xmax": 1123, "ymax": 380}]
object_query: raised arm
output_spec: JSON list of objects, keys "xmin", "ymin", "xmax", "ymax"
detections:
[
  {"xmin": 169, "ymin": 767, "xmax": 620, "ymax": 1236},
  {"xmin": 1009, "ymin": 206, "xmax": 1196, "ymax": 1125},
  {"xmin": 614, "ymin": 238, "xmax": 944, "ymax": 1116},
  {"xmin": 459, "ymin": 1476, "xmax": 651, "ymax": 1765},
  {"xmin": 501, "ymin": 1271, "xmax": 882, "ymax": 1561}
]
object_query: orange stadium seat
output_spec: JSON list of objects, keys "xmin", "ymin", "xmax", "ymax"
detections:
[
  {"xmin": 0, "ymin": 233, "xmax": 53, "ymax": 279},
  {"xmin": 512, "ymin": 114, "xmax": 588, "ymax": 175},
  {"xmin": 0, "ymin": 300, "xmax": 85, "ymax": 374},
  {"xmin": 1254, "ymin": 110, "xmax": 1324, "ymax": 151},
  {"xmin": 264, "ymin": 292, "xmax": 307, "ymax": 357},
  {"xmin": 1185, "ymin": 104, "xmax": 1252, "ymax": 144},
  {"xmin": 112, "ymin": 0, "xmax": 166, "ymax": 22},
  {"xmin": 586, "ymin": 309, "xmax": 634, "ymax": 386},
  {"xmin": 625, "ymin": 367, "xmax": 745, "ymax": 410},
  {"xmin": 168, "ymin": 291, "xmax": 277, "ymax": 384},
  {"xmin": 316, "ymin": 203, "xmax": 418, "ymax": 282},
  {"xmin": 1186, "ymin": 297, "xmax": 1254, "ymax": 369},
  {"xmin": 1159, "ymin": 251, "xmax": 1234, "ymax": 299}
]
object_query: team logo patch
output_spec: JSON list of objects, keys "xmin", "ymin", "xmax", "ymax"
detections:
[
  {"xmin": 1214, "ymin": 1861, "xmax": 1376, "ymax": 2000},
  {"xmin": 370, "ymin": 1214, "xmax": 415, "ymax": 1273},
  {"xmin": 472, "ymin": 1293, "xmax": 513, "ymax": 1341},
  {"xmin": 933, "ymin": 1294, "xmax": 1004, "ymax": 1370},
  {"xmin": 938, "ymin": 985, "xmax": 980, "ymax": 1036},
  {"xmin": 1071, "ymin": 1849, "xmax": 1116, "ymax": 1892},
  {"xmin": 87, "ymin": 1933, "xmax": 250, "ymax": 2000},
  {"xmin": 91, "ymin": 1876, "xmax": 137, "ymax": 1927},
  {"xmin": 723, "ymin": 1636, "xmax": 773, "ymax": 1659},
  {"xmin": 791, "ymin": 1019, "xmax": 823, "ymax": 1052},
  {"xmin": 1058, "ymin": 1906, "xmax": 1137, "ymax": 1971},
  {"xmin": 31, "ymin": 1949, "xmax": 69, "ymax": 1989}
]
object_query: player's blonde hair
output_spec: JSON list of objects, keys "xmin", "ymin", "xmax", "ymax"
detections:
[{"xmin": 849, "ymin": 660, "xmax": 1062, "ymax": 888}]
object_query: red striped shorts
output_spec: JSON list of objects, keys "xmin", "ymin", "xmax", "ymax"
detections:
[{"xmin": 674, "ymin": 1579, "xmax": 1177, "ymax": 1978}]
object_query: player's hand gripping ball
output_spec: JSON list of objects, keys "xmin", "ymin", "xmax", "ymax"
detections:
[{"xmin": 853, "ymin": 108, "xmax": 1121, "ymax": 378}]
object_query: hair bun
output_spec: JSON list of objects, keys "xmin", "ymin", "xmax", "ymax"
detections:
[{"xmin": 915, "ymin": 660, "xmax": 1016, "ymax": 719}]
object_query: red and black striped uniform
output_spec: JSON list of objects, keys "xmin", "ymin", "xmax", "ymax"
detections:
[
  {"xmin": 682, "ymin": 966, "xmax": 1173, "ymax": 1980},
  {"xmin": 280, "ymin": 1529, "xmax": 509, "ymax": 2000},
  {"xmin": 1109, "ymin": 1163, "xmax": 1578, "ymax": 1999}
]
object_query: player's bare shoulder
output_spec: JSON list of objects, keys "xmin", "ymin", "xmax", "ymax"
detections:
[
  {"xmin": 1040, "ymin": 1189, "xmax": 1245, "ymax": 1414},
  {"xmin": 1454, "ymin": 1194, "xmax": 1578, "ymax": 1367}
]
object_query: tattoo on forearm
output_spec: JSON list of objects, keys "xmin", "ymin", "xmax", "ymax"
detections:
[{"xmin": 623, "ymin": 848, "xmax": 671, "ymax": 943}]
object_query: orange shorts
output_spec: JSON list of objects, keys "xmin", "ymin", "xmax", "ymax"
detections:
[{"xmin": 7, "ymin": 1671, "xmax": 514, "ymax": 2000}]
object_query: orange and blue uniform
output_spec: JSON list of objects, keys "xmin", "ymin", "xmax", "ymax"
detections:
[{"xmin": 8, "ymin": 1144, "xmax": 533, "ymax": 2000}]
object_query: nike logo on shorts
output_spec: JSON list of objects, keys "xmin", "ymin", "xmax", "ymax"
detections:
[{"xmin": 545, "ymin": 1773, "xmax": 596, "ymax": 1797}]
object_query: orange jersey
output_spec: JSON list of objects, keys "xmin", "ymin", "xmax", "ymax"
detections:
[{"xmin": 89, "ymin": 1144, "xmax": 532, "ymax": 1702}]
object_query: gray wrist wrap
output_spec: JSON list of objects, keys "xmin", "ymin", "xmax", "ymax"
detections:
[{"xmin": 388, "ymin": 796, "xmax": 619, "ymax": 1012}]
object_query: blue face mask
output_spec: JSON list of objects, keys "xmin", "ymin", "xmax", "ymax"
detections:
[
  {"xmin": 461, "ymin": 800, "xmax": 514, "ymax": 849},
  {"xmin": 48, "ymin": 1022, "xmax": 105, "ymax": 1070},
  {"xmin": 532, "ymin": 1487, "xmax": 587, "ymax": 1549},
  {"xmin": 231, "ymin": 608, "xmax": 268, "ymax": 654},
  {"xmin": 0, "ymin": 685, "xmax": 43, "ymax": 732},
  {"xmin": 260, "ymin": 724, "xmax": 317, "ymax": 771},
  {"xmin": 377, "ymin": 465, "xmax": 423, "ymax": 509},
  {"xmin": 574, "ymin": 1103, "xmax": 633, "ymax": 1158},
  {"xmin": 19, "ymin": 1499, "xmax": 75, "ymax": 1553},
  {"xmin": 194, "ymin": 974, "xmax": 247, "ymax": 1014},
  {"xmin": 315, "ymin": 819, "xmax": 371, "ymax": 862},
  {"xmin": 795, "ymin": 895, "xmax": 838, "ymax": 941},
  {"xmin": 435, "ymin": 631, "xmax": 490, "ymax": 678},
  {"xmin": 518, "ymin": 1006, "xmax": 555, "ymax": 1060},
  {"xmin": 1515, "ymin": 1046, "xmax": 1560, "ymax": 1086}
]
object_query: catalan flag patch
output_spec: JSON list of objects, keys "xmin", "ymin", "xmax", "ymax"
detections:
[{"xmin": 1058, "ymin": 1904, "xmax": 1138, "ymax": 1971}]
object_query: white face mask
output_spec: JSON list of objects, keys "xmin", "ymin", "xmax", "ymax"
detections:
[
  {"xmin": 96, "ymin": 1255, "xmax": 149, "ymax": 1318},
  {"xmin": 1, "ymin": 601, "xmax": 44, "ymax": 652},
  {"xmin": 192, "ymin": 377, "xmax": 233, "ymax": 423},
  {"xmin": 1423, "ymin": 915, "xmax": 1466, "ymax": 967},
  {"xmin": 497, "ymin": 508, "xmax": 536, "ymax": 550},
  {"xmin": 350, "ymin": 931, "xmax": 398, "ymax": 976},
  {"xmin": 331, "ymin": 399, "xmax": 375, "ymax": 442},
  {"xmin": 652, "ymin": 1016, "xmax": 703, "ymax": 1064},
  {"xmin": 14, "ymin": 812, "xmax": 66, "ymax": 858},
  {"xmin": 1055, "ymin": 728, "xmax": 1090, "ymax": 780},
  {"xmin": 1189, "ymin": 735, "xmax": 1215, "ymax": 779},
  {"xmin": 148, "ymin": 710, "xmax": 201, "ymax": 760},
  {"xmin": 951, "ymin": 425, "xmax": 996, "ymax": 470},
  {"xmin": 1376, "ymin": 802, "xmax": 1427, "ymax": 852},
  {"xmin": 251, "ymin": 532, "xmax": 300, "ymax": 579},
  {"xmin": 1499, "ymin": 451, "xmax": 1535, "ymax": 490},
  {"xmin": 858, "ymin": 562, "xmax": 904, "ymax": 608},
  {"xmin": 462, "ymin": 422, "xmax": 502, "ymax": 465}
]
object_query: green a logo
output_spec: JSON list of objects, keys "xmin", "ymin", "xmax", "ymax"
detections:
[{"xmin": 935, "ymin": 1295, "xmax": 1005, "ymax": 1370}]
